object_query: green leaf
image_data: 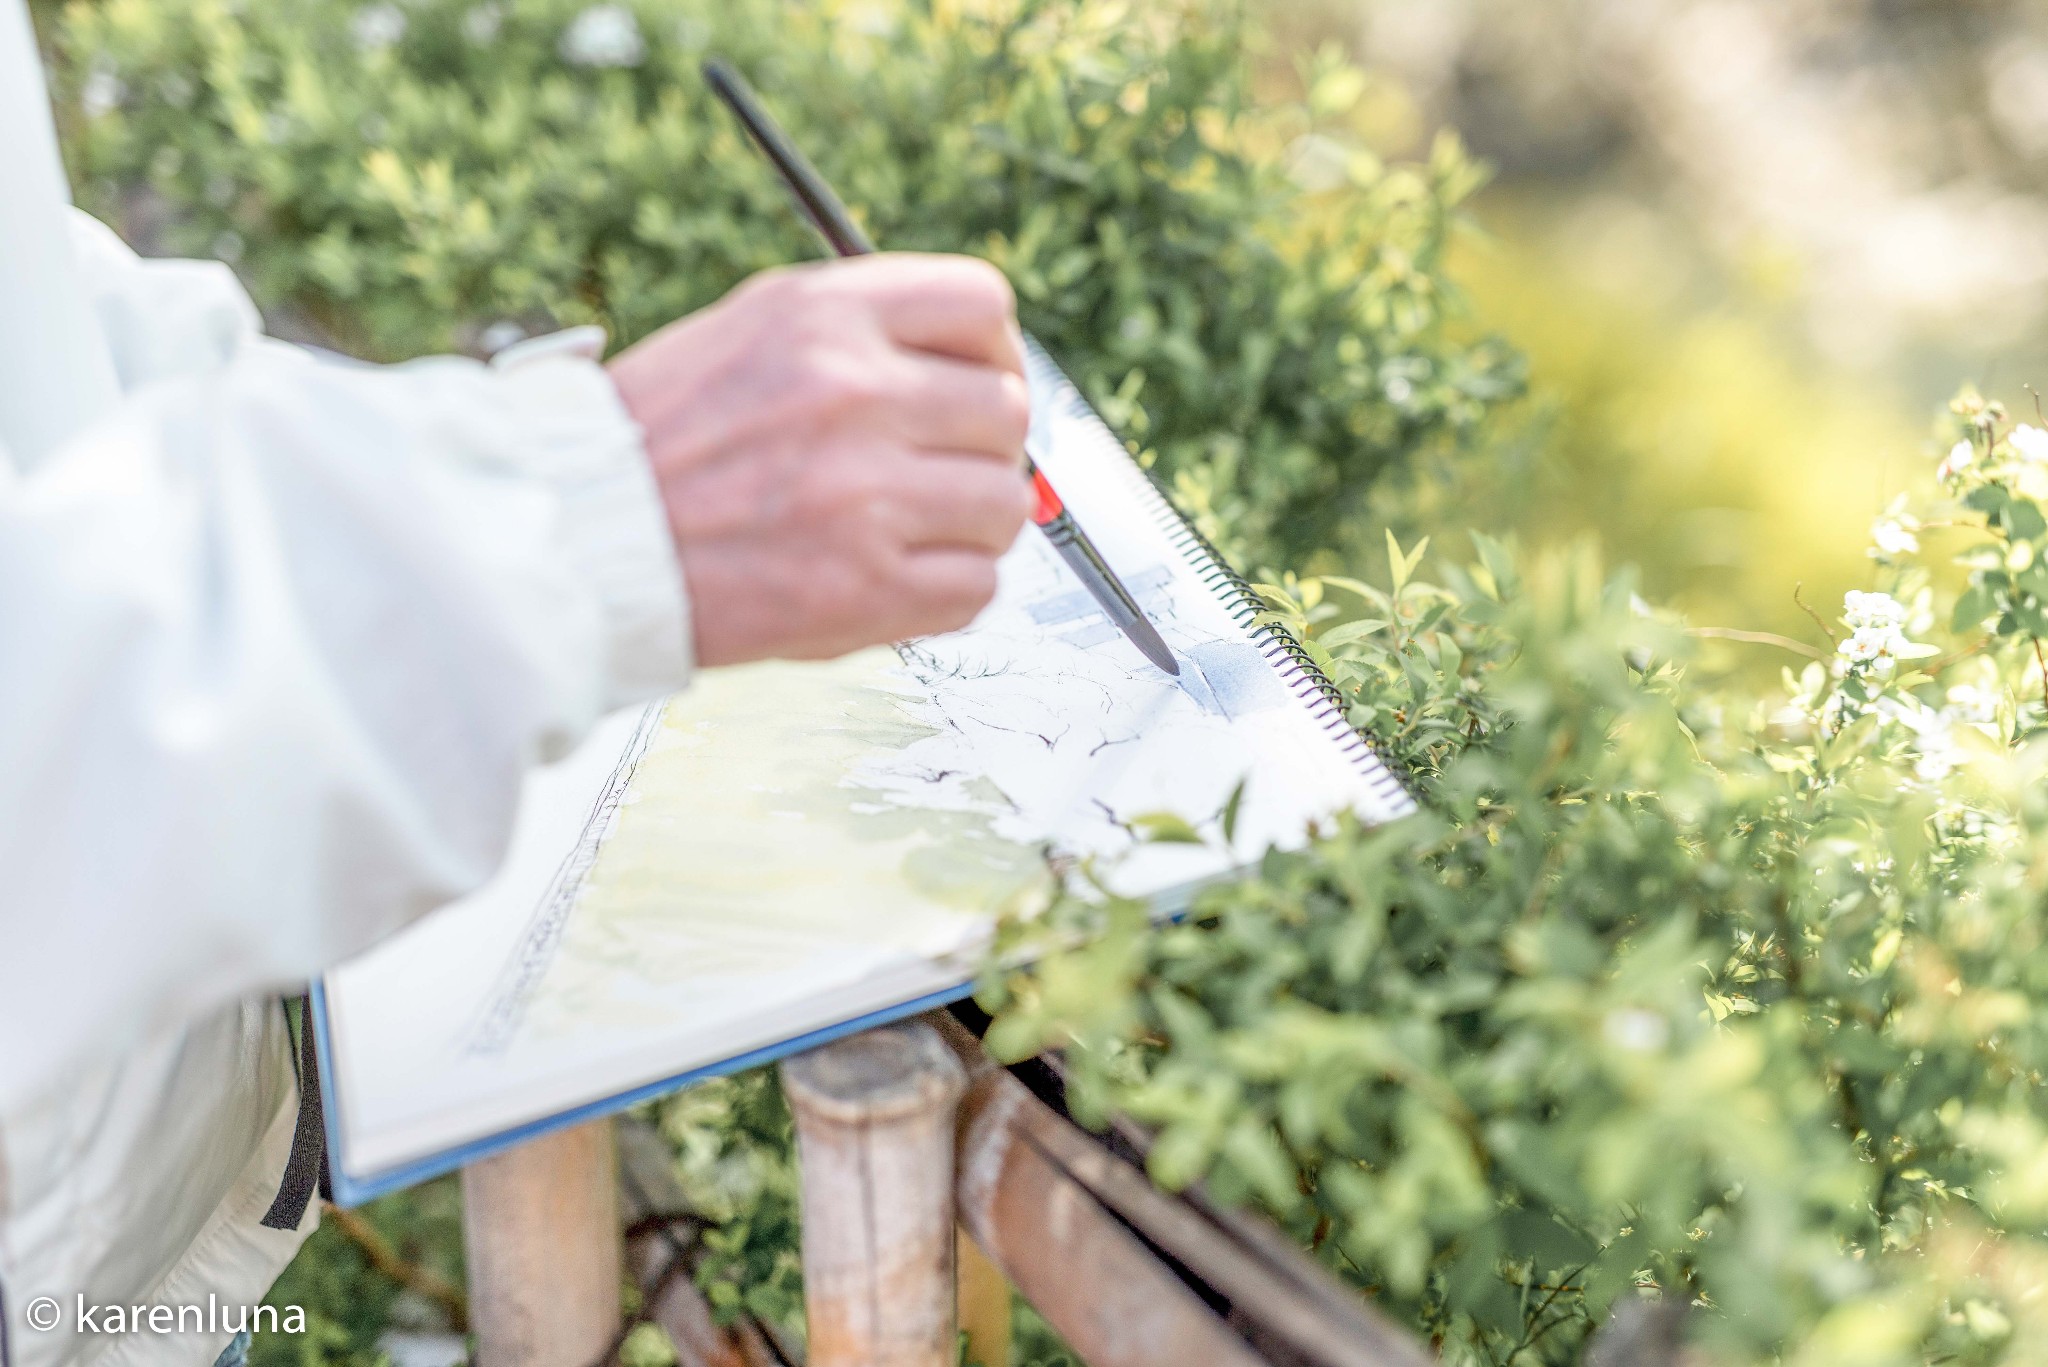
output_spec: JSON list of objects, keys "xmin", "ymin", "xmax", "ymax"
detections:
[
  {"xmin": 1219, "ymin": 779, "xmax": 1248, "ymax": 844},
  {"xmin": 2012, "ymin": 500, "xmax": 2048, "ymax": 540},
  {"xmin": 1470, "ymin": 530, "xmax": 1518, "ymax": 601},
  {"xmin": 1319, "ymin": 618, "xmax": 1391, "ymax": 648},
  {"xmin": 1386, "ymin": 530, "xmax": 1430, "ymax": 594},
  {"xmin": 1953, "ymin": 580, "xmax": 1996, "ymax": 630},
  {"xmin": 1320, "ymin": 575, "xmax": 1383, "ymax": 601},
  {"xmin": 1128, "ymin": 811, "xmax": 1205, "ymax": 844}
]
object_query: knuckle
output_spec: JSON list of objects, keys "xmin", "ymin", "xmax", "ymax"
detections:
[
  {"xmin": 940, "ymin": 561, "xmax": 1002, "ymax": 625},
  {"xmin": 804, "ymin": 351, "xmax": 891, "ymax": 417},
  {"xmin": 934, "ymin": 550, "xmax": 997, "ymax": 596},
  {"xmin": 955, "ymin": 258, "xmax": 1016, "ymax": 318},
  {"xmin": 810, "ymin": 460, "xmax": 898, "ymax": 536},
  {"xmin": 996, "ymin": 372, "xmax": 1032, "ymax": 447},
  {"xmin": 736, "ymin": 263, "xmax": 811, "ymax": 310},
  {"xmin": 964, "ymin": 557, "xmax": 1001, "ymax": 603},
  {"xmin": 856, "ymin": 490, "xmax": 904, "ymax": 547},
  {"xmin": 1002, "ymin": 473, "xmax": 1035, "ymax": 527},
  {"xmin": 966, "ymin": 465, "xmax": 1033, "ymax": 527},
  {"xmin": 783, "ymin": 307, "xmax": 851, "ymax": 357},
  {"xmin": 843, "ymin": 555, "xmax": 894, "ymax": 606}
]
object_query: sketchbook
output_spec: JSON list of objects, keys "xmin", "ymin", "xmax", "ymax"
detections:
[{"xmin": 313, "ymin": 343, "xmax": 1417, "ymax": 1204}]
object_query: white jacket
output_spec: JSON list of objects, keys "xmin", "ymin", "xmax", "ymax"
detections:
[{"xmin": 0, "ymin": 3, "xmax": 693, "ymax": 1363}]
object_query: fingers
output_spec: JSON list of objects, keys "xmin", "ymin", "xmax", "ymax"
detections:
[
  {"xmin": 645, "ymin": 251, "xmax": 1037, "ymax": 665},
  {"xmin": 892, "ymin": 548, "xmax": 1004, "ymax": 638},
  {"xmin": 892, "ymin": 355, "xmax": 1032, "ymax": 463},
  {"xmin": 832, "ymin": 253, "xmax": 1025, "ymax": 374},
  {"xmin": 892, "ymin": 455, "xmax": 1035, "ymax": 555}
]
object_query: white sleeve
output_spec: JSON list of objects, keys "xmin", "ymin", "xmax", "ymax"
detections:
[{"xmin": 0, "ymin": 218, "xmax": 693, "ymax": 1110}]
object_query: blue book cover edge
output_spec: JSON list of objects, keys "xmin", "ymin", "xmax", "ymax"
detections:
[{"xmin": 310, "ymin": 975, "xmax": 979, "ymax": 1208}]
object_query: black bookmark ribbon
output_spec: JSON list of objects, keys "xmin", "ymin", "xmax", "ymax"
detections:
[{"xmin": 261, "ymin": 996, "xmax": 331, "ymax": 1231}]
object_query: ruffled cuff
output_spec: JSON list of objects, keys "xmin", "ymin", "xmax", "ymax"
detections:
[{"xmin": 492, "ymin": 326, "xmax": 692, "ymax": 702}]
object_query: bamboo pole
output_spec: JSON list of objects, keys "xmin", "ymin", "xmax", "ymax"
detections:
[
  {"xmin": 950, "ymin": 1066, "xmax": 1267, "ymax": 1367},
  {"xmin": 461, "ymin": 1118, "xmax": 623, "ymax": 1367},
  {"xmin": 781, "ymin": 1021, "xmax": 968, "ymax": 1367},
  {"xmin": 930, "ymin": 1013, "xmax": 1433, "ymax": 1367}
]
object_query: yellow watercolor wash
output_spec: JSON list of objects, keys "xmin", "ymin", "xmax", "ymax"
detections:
[{"xmin": 523, "ymin": 651, "xmax": 1049, "ymax": 1034}]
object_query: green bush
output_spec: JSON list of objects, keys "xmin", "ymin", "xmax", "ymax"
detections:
[
  {"xmin": 990, "ymin": 400, "xmax": 2048, "ymax": 1364},
  {"xmin": 51, "ymin": 0, "xmax": 1519, "ymax": 566},
  {"xmin": 250, "ymin": 1179, "xmax": 466, "ymax": 1367}
]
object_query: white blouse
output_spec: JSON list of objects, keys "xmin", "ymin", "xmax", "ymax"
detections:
[{"xmin": 0, "ymin": 5, "xmax": 692, "ymax": 1362}]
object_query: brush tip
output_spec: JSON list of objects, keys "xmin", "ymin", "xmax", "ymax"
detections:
[
  {"xmin": 1131, "ymin": 629, "xmax": 1180, "ymax": 676},
  {"xmin": 1120, "ymin": 613, "xmax": 1180, "ymax": 675}
]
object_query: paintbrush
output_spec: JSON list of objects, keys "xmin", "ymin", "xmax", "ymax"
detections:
[{"xmin": 703, "ymin": 58, "xmax": 1181, "ymax": 677}]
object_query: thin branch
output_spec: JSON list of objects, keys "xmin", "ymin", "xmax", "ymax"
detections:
[
  {"xmin": 1793, "ymin": 583, "xmax": 1838, "ymax": 648},
  {"xmin": 324, "ymin": 1203, "xmax": 470, "ymax": 1332},
  {"xmin": 1686, "ymin": 627, "xmax": 1826, "ymax": 661},
  {"xmin": 1925, "ymin": 640, "xmax": 1987, "ymax": 678}
]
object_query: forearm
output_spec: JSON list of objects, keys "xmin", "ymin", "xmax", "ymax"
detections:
[{"xmin": 0, "ymin": 335, "xmax": 689, "ymax": 1110}]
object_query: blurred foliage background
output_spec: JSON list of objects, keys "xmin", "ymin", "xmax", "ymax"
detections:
[
  {"xmin": 1276, "ymin": 0, "xmax": 2048, "ymax": 660},
  {"xmin": 44, "ymin": 0, "xmax": 2046, "ymax": 657}
]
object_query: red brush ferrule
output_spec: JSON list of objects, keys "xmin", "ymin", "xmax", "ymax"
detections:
[{"xmin": 1030, "ymin": 467, "xmax": 1065, "ymax": 525}]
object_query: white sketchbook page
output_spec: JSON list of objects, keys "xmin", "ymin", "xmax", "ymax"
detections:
[{"xmin": 322, "ymin": 355, "xmax": 1413, "ymax": 1185}]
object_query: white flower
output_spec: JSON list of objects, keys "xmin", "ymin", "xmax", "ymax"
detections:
[
  {"xmin": 351, "ymin": 3, "xmax": 407, "ymax": 51},
  {"xmin": 1836, "ymin": 594, "xmax": 1938, "ymax": 680},
  {"xmin": 1603, "ymin": 1008, "xmax": 1669, "ymax": 1053},
  {"xmin": 1940, "ymin": 439, "xmax": 1977, "ymax": 481},
  {"xmin": 1870, "ymin": 517, "xmax": 1919, "ymax": 557},
  {"xmin": 1839, "ymin": 626, "xmax": 1901, "ymax": 673},
  {"xmin": 1839, "ymin": 624, "xmax": 1923, "ymax": 675},
  {"xmin": 1871, "ymin": 698, "xmax": 1964, "ymax": 782},
  {"xmin": 1946, "ymin": 683, "xmax": 1998, "ymax": 728},
  {"xmin": 81, "ymin": 67, "xmax": 127, "ymax": 119},
  {"xmin": 462, "ymin": 3, "xmax": 504, "ymax": 44},
  {"xmin": 560, "ymin": 4, "xmax": 644, "ymax": 67},
  {"xmin": 1882, "ymin": 696, "xmax": 1946, "ymax": 739},
  {"xmin": 2012, "ymin": 424, "xmax": 2048, "ymax": 464},
  {"xmin": 1916, "ymin": 748, "xmax": 1960, "ymax": 782},
  {"xmin": 1843, "ymin": 590, "xmax": 1909, "ymax": 631}
]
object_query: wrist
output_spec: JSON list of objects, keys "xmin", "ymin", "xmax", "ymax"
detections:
[{"xmin": 494, "ymin": 331, "xmax": 696, "ymax": 699}]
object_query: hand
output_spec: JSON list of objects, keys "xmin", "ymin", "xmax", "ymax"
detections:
[{"xmin": 609, "ymin": 253, "xmax": 1033, "ymax": 667}]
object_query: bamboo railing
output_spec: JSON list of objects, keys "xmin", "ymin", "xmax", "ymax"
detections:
[{"xmin": 459, "ymin": 1011, "xmax": 1667, "ymax": 1367}]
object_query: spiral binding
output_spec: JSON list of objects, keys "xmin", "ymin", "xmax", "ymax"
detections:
[{"xmin": 1024, "ymin": 341, "xmax": 1420, "ymax": 819}]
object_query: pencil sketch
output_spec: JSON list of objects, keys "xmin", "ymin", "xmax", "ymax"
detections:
[
  {"xmin": 461, "ymin": 529, "xmax": 1289, "ymax": 1053},
  {"xmin": 456, "ymin": 354, "xmax": 1387, "ymax": 1055}
]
